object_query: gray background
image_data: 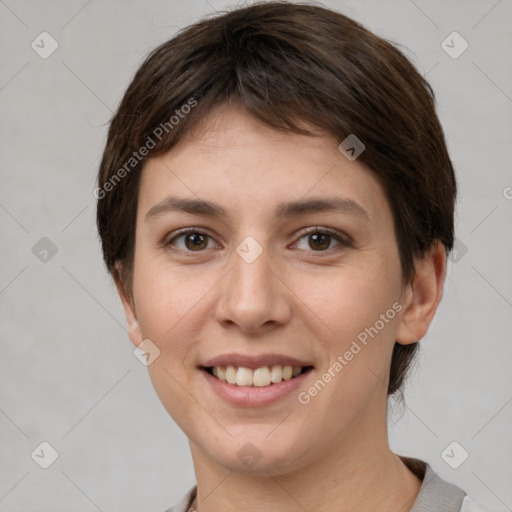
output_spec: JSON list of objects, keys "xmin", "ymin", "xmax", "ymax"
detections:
[{"xmin": 1, "ymin": 0, "xmax": 511, "ymax": 510}]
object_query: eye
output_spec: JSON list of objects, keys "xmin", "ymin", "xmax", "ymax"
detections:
[
  {"xmin": 167, "ymin": 228, "xmax": 218, "ymax": 252},
  {"xmin": 165, "ymin": 226, "xmax": 351, "ymax": 254},
  {"xmin": 292, "ymin": 227, "xmax": 350, "ymax": 252}
]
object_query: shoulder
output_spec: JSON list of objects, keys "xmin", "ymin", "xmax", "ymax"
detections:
[{"xmin": 400, "ymin": 456, "xmax": 489, "ymax": 512}]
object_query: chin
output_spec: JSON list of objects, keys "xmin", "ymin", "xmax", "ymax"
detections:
[{"xmin": 202, "ymin": 434, "xmax": 306, "ymax": 476}]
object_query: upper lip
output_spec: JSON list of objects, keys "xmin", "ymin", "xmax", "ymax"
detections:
[{"xmin": 200, "ymin": 353, "xmax": 314, "ymax": 370}]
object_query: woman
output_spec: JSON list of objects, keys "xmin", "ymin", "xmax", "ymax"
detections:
[{"xmin": 95, "ymin": 2, "xmax": 487, "ymax": 511}]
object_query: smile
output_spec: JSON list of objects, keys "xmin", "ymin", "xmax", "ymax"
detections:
[{"xmin": 203, "ymin": 365, "xmax": 314, "ymax": 387}]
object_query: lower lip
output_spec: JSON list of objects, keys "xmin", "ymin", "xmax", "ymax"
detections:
[{"xmin": 200, "ymin": 368, "xmax": 314, "ymax": 407}]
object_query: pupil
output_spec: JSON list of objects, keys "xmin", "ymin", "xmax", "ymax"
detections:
[
  {"xmin": 311, "ymin": 233, "xmax": 329, "ymax": 250},
  {"xmin": 187, "ymin": 233, "xmax": 206, "ymax": 250}
]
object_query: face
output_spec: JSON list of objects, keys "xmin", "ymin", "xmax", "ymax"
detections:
[{"xmin": 116, "ymin": 105, "xmax": 440, "ymax": 476}]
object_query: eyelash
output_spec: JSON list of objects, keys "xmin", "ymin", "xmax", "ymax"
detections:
[{"xmin": 165, "ymin": 226, "xmax": 351, "ymax": 255}]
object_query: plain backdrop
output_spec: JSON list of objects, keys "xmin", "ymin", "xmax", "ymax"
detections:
[{"xmin": 1, "ymin": 0, "xmax": 511, "ymax": 511}]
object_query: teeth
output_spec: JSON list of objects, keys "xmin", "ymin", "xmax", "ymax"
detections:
[
  {"xmin": 225, "ymin": 365, "xmax": 237, "ymax": 384},
  {"xmin": 282, "ymin": 366, "xmax": 293, "ymax": 380},
  {"xmin": 217, "ymin": 366, "xmax": 226, "ymax": 381},
  {"xmin": 236, "ymin": 367, "xmax": 253, "ymax": 386},
  {"xmin": 253, "ymin": 367, "xmax": 271, "ymax": 387},
  {"xmin": 270, "ymin": 365, "xmax": 282, "ymax": 383},
  {"xmin": 209, "ymin": 365, "xmax": 307, "ymax": 387}
]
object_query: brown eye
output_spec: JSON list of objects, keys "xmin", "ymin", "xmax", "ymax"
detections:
[
  {"xmin": 294, "ymin": 227, "xmax": 349, "ymax": 252},
  {"xmin": 184, "ymin": 232, "xmax": 208, "ymax": 251},
  {"xmin": 168, "ymin": 229, "xmax": 215, "ymax": 252},
  {"xmin": 308, "ymin": 232, "xmax": 332, "ymax": 251}
]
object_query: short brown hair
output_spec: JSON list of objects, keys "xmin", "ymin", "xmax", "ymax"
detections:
[{"xmin": 96, "ymin": 1, "xmax": 456, "ymax": 396}]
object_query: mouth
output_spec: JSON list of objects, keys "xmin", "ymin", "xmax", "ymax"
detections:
[{"xmin": 200, "ymin": 365, "xmax": 315, "ymax": 388}]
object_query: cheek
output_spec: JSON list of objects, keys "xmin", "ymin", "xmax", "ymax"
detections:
[
  {"xmin": 289, "ymin": 260, "xmax": 402, "ymax": 395},
  {"xmin": 294, "ymin": 259, "xmax": 401, "ymax": 338},
  {"xmin": 133, "ymin": 259, "xmax": 216, "ymax": 343},
  {"xmin": 133, "ymin": 264, "xmax": 209, "ymax": 428}
]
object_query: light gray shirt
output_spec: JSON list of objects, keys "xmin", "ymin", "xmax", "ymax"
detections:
[{"xmin": 162, "ymin": 457, "xmax": 488, "ymax": 512}]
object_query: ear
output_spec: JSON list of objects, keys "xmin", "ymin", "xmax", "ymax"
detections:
[
  {"xmin": 395, "ymin": 241, "xmax": 447, "ymax": 345},
  {"xmin": 113, "ymin": 261, "xmax": 143, "ymax": 348}
]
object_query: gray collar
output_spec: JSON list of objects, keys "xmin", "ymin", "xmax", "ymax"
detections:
[{"xmin": 401, "ymin": 456, "xmax": 467, "ymax": 512}]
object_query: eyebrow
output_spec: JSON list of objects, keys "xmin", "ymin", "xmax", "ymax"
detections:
[{"xmin": 144, "ymin": 195, "xmax": 371, "ymax": 223}]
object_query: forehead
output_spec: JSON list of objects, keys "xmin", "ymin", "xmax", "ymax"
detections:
[{"xmin": 138, "ymin": 105, "xmax": 389, "ymax": 225}]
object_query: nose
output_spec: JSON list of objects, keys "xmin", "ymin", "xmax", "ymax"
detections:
[{"xmin": 214, "ymin": 241, "xmax": 292, "ymax": 334}]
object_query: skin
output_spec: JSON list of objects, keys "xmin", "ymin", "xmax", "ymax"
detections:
[{"xmin": 115, "ymin": 104, "xmax": 447, "ymax": 512}]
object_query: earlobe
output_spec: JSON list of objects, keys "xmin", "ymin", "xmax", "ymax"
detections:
[
  {"xmin": 395, "ymin": 241, "xmax": 447, "ymax": 345},
  {"xmin": 113, "ymin": 261, "xmax": 143, "ymax": 348}
]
